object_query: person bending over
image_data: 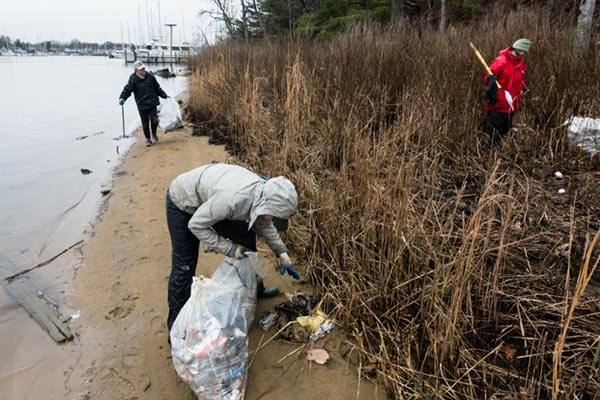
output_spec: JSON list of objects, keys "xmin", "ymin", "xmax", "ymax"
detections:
[{"xmin": 165, "ymin": 163, "xmax": 298, "ymax": 331}]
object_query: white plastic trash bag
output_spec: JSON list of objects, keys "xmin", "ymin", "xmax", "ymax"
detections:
[
  {"xmin": 170, "ymin": 256, "xmax": 260, "ymax": 400},
  {"xmin": 565, "ymin": 116, "xmax": 600, "ymax": 153},
  {"xmin": 171, "ymin": 276, "xmax": 248, "ymax": 400},
  {"xmin": 159, "ymin": 97, "xmax": 183, "ymax": 132},
  {"xmin": 212, "ymin": 255, "xmax": 261, "ymax": 330}
]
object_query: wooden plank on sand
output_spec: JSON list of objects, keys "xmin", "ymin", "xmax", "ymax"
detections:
[{"xmin": 0, "ymin": 258, "xmax": 74, "ymax": 343}]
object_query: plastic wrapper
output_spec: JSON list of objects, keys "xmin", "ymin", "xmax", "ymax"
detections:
[
  {"xmin": 159, "ymin": 97, "xmax": 183, "ymax": 132},
  {"xmin": 170, "ymin": 256, "xmax": 259, "ymax": 400},
  {"xmin": 309, "ymin": 320, "xmax": 335, "ymax": 343}
]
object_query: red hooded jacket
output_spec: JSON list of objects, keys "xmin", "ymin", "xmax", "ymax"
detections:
[{"xmin": 484, "ymin": 47, "xmax": 527, "ymax": 113}]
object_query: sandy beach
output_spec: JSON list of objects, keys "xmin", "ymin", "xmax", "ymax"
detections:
[{"xmin": 54, "ymin": 119, "xmax": 386, "ymax": 399}]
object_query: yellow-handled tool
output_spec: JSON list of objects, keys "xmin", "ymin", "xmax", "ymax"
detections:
[
  {"xmin": 469, "ymin": 42, "xmax": 501, "ymax": 88},
  {"xmin": 470, "ymin": 42, "xmax": 514, "ymax": 110}
]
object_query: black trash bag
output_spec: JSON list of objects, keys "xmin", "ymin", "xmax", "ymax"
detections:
[{"xmin": 485, "ymin": 74, "xmax": 498, "ymax": 106}]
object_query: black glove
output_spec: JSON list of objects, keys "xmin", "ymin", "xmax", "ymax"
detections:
[
  {"xmin": 226, "ymin": 243, "xmax": 250, "ymax": 259},
  {"xmin": 485, "ymin": 75, "xmax": 498, "ymax": 106}
]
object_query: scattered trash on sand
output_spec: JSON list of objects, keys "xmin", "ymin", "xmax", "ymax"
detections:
[{"xmin": 258, "ymin": 293, "xmax": 336, "ymax": 344}]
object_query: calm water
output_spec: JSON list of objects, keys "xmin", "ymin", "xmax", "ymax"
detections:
[
  {"xmin": 0, "ymin": 56, "xmax": 188, "ymax": 271},
  {"xmin": 0, "ymin": 56, "xmax": 191, "ymax": 398},
  {"xmin": 0, "ymin": 56, "xmax": 188, "ymax": 392}
]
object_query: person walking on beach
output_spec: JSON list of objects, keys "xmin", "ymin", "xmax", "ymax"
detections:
[
  {"xmin": 482, "ymin": 38, "xmax": 532, "ymax": 147},
  {"xmin": 119, "ymin": 61, "xmax": 169, "ymax": 147},
  {"xmin": 165, "ymin": 163, "xmax": 299, "ymax": 331}
]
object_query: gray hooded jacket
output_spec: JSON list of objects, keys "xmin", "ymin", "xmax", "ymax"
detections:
[{"xmin": 168, "ymin": 163, "xmax": 297, "ymax": 256}]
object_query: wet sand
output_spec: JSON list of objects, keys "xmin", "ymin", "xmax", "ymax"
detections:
[{"xmin": 43, "ymin": 121, "xmax": 387, "ymax": 399}]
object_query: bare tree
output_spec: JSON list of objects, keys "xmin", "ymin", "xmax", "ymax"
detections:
[
  {"xmin": 240, "ymin": 0, "xmax": 250, "ymax": 43},
  {"xmin": 573, "ymin": 0, "xmax": 596, "ymax": 52},
  {"xmin": 204, "ymin": 0, "xmax": 237, "ymax": 39},
  {"xmin": 439, "ymin": 0, "xmax": 446, "ymax": 32},
  {"xmin": 249, "ymin": 0, "xmax": 268, "ymax": 38}
]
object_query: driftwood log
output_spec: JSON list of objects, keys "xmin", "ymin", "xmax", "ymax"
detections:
[{"xmin": 0, "ymin": 256, "xmax": 74, "ymax": 343}]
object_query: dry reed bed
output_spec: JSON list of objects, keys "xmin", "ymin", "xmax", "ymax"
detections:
[{"xmin": 188, "ymin": 9, "xmax": 600, "ymax": 399}]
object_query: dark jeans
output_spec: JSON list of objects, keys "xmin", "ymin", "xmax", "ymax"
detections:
[
  {"xmin": 485, "ymin": 111, "xmax": 514, "ymax": 147},
  {"xmin": 139, "ymin": 107, "xmax": 158, "ymax": 139},
  {"xmin": 166, "ymin": 192, "xmax": 257, "ymax": 330}
]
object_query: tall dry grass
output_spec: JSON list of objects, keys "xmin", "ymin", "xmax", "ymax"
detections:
[{"xmin": 188, "ymin": 8, "xmax": 600, "ymax": 399}]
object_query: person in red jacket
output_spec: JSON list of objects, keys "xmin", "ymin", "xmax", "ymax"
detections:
[{"xmin": 483, "ymin": 38, "xmax": 532, "ymax": 146}]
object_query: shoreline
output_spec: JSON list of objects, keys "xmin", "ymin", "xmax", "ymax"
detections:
[
  {"xmin": 67, "ymin": 122, "xmax": 226, "ymax": 399},
  {"xmin": 6, "ymin": 110, "xmax": 384, "ymax": 399}
]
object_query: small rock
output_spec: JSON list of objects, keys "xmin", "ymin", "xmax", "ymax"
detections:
[
  {"xmin": 80, "ymin": 168, "xmax": 92, "ymax": 175},
  {"xmin": 558, "ymin": 188, "xmax": 566, "ymax": 194},
  {"xmin": 554, "ymin": 171, "xmax": 564, "ymax": 179},
  {"xmin": 100, "ymin": 189, "xmax": 111, "ymax": 196}
]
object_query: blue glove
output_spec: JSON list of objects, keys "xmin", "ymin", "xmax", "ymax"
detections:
[
  {"xmin": 278, "ymin": 252, "xmax": 300, "ymax": 280},
  {"xmin": 119, "ymin": 98, "xmax": 125, "ymax": 106},
  {"xmin": 279, "ymin": 265, "xmax": 300, "ymax": 280}
]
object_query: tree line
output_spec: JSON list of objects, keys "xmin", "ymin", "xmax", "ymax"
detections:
[
  {"xmin": 0, "ymin": 35, "xmax": 125, "ymax": 53},
  {"xmin": 208, "ymin": 0, "xmax": 597, "ymax": 51}
]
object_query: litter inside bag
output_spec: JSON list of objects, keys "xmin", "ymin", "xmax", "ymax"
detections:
[
  {"xmin": 170, "ymin": 257, "xmax": 259, "ymax": 400},
  {"xmin": 159, "ymin": 97, "xmax": 183, "ymax": 132},
  {"xmin": 212, "ymin": 255, "xmax": 260, "ymax": 331}
]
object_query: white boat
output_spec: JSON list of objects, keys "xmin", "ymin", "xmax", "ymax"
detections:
[
  {"xmin": 117, "ymin": 40, "xmax": 194, "ymax": 64},
  {"xmin": 109, "ymin": 49, "xmax": 126, "ymax": 59}
]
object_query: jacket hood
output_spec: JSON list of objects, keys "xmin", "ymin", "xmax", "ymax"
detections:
[
  {"xmin": 249, "ymin": 176, "xmax": 298, "ymax": 229},
  {"xmin": 499, "ymin": 47, "xmax": 516, "ymax": 61}
]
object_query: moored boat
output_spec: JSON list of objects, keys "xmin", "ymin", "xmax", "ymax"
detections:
[{"xmin": 118, "ymin": 40, "xmax": 194, "ymax": 64}]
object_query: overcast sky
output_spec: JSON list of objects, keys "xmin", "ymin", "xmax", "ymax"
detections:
[{"xmin": 0, "ymin": 0, "xmax": 223, "ymax": 44}]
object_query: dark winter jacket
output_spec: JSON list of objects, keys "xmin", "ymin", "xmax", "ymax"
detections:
[
  {"xmin": 119, "ymin": 72, "xmax": 167, "ymax": 110},
  {"xmin": 484, "ymin": 47, "xmax": 527, "ymax": 113}
]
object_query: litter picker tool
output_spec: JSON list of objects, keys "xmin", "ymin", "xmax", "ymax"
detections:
[
  {"xmin": 469, "ymin": 42, "xmax": 514, "ymax": 111},
  {"xmin": 120, "ymin": 104, "xmax": 128, "ymax": 138}
]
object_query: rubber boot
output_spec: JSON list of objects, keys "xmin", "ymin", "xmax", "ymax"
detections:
[{"xmin": 257, "ymin": 279, "xmax": 279, "ymax": 299}]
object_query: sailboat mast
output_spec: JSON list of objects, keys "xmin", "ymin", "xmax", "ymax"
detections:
[
  {"xmin": 157, "ymin": 1, "xmax": 163, "ymax": 40},
  {"xmin": 145, "ymin": 1, "xmax": 152, "ymax": 41},
  {"xmin": 137, "ymin": 5, "xmax": 143, "ymax": 46}
]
